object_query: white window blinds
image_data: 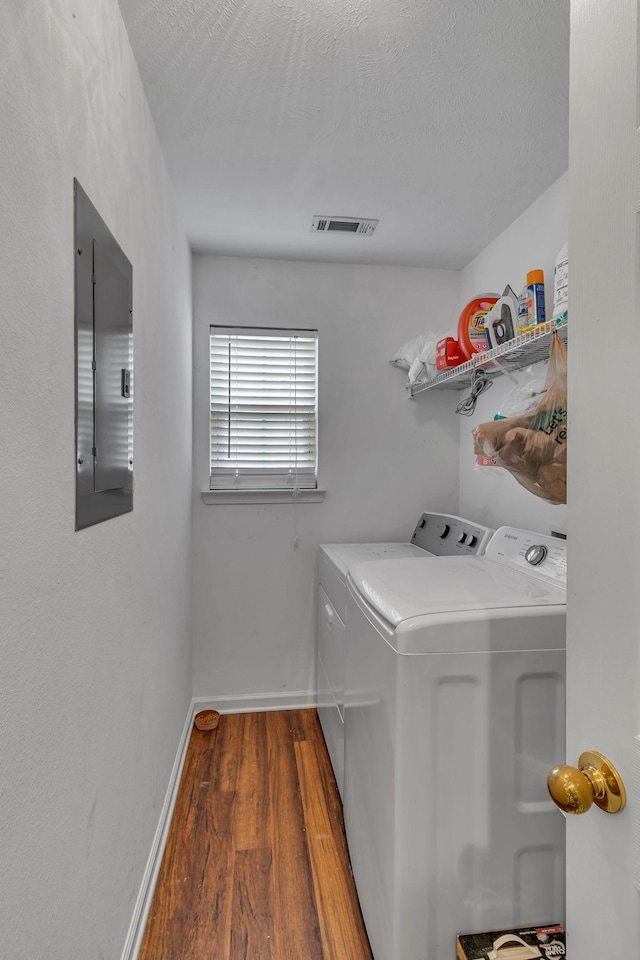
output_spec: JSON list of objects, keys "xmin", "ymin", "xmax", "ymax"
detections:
[{"xmin": 210, "ymin": 327, "xmax": 318, "ymax": 491}]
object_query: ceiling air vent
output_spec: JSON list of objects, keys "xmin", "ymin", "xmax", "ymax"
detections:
[{"xmin": 311, "ymin": 216, "xmax": 378, "ymax": 237}]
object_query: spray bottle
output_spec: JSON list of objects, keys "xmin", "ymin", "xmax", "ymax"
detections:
[{"xmin": 526, "ymin": 269, "xmax": 546, "ymax": 325}]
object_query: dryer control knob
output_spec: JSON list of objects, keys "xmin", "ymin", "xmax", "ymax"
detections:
[
  {"xmin": 525, "ymin": 544, "xmax": 548, "ymax": 566},
  {"xmin": 439, "ymin": 524, "xmax": 450, "ymax": 538},
  {"xmin": 457, "ymin": 533, "xmax": 467, "ymax": 544}
]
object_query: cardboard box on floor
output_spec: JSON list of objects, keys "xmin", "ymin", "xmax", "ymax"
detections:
[{"xmin": 456, "ymin": 924, "xmax": 566, "ymax": 960}]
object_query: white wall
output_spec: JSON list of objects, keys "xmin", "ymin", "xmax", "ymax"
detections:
[
  {"xmin": 192, "ymin": 256, "xmax": 460, "ymax": 699},
  {"xmin": 457, "ymin": 173, "xmax": 568, "ymax": 535},
  {"xmin": 0, "ymin": 3, "xmax": 192, "ymax": 959}
]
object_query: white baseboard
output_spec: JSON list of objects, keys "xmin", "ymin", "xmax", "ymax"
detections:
[
  {"xmin": 193, "ymin": 689, "xmax": 316, "ymax": 715},
  {"xmin": 119, "ymin": 698, "xmax": 197, "ymax": 960}
]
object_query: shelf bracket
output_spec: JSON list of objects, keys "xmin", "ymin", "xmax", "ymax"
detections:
[{"xmin": 486, "ymin": 356, "xmax": 519, "ymax": 385}]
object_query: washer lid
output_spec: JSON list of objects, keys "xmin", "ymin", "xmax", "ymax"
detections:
[
  {"xmin": 350, "ymin": 556, "xmax": 566, "ymax": 626},
  {"xmin": 320, "ymin": 542, "xmax": 428, "ymax": 580}
]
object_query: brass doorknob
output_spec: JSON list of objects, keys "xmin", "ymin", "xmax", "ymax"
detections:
[{"xmin": 547, "ymin": 751, "xmax": 626, "ymax": 815}]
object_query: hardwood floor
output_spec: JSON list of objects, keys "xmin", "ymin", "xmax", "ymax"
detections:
[{"xmin": 139, "ymin": 709, "xmax": 373, "ymax": 960}]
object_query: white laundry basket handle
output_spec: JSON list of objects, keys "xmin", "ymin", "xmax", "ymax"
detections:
[{"xmin": 487, "ymin": 934, "xmax": 542, "ymax": 960}]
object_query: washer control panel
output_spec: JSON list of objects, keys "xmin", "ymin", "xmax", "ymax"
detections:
[
  {"xmin": 486, "ymin": 527, "xmax": 567, "ymax": 584},
  {"xmin": 411, "ymin": 513, "xmax": 493, "ymax": 557}
]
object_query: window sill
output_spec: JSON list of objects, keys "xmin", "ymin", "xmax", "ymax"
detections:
[{"xmin": 201, "ymin": 489, "xmax": 327, "ymax": 505}]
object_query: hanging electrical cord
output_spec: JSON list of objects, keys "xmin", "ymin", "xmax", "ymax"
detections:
[
  {"xmin": 455, "ymin": 368, "xmax": 493, "ymax": 416},
  {"xmin": 291, "ymin": 335, "xmax": 300, "ymax": 551}
]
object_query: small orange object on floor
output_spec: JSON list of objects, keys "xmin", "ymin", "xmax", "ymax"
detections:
[{"xmin": 194, "ymin": 709, "xmax": 220, "ymax": 731}]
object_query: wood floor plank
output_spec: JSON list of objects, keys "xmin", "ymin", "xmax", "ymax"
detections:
[
  {"xmin": 139, "ymin": 775, "xmax": 236, "ymax": 958},
  {"xmin": 230, "ymin": 848, "xmax": 274, "ymax": 960},
  {"xmin": 211, "ymin": 712, "xmax": 242, "ymax": 792},
  {"xmin": 286, "ymin": 707, "xmax": 320, "ymax": 742},
  {"xmin": 295, "ymin": 737, "xmax": 374, "ymax": 960},
  {"xmin": 233, "ymin": 712, "xmax": 269, "ymax": 851},
  {"xmin": 305, "ymin": 714, "xmax": 352, "ymax": 862},
  {"xmin": 265, "ymin": 711, "xmax": 324, "ymax": 960}
]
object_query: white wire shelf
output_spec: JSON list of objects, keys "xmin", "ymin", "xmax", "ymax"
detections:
[{"xmin": 408, "ymin": 318, "xmax": 568, "ymax": 397}]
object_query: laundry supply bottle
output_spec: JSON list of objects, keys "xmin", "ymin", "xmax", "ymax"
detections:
[
  {"xmin": 526, "ymin": 269, "xmax": 546, "ymax": 325},
  {"xmin": 517, "ymin": 284, "xmax": 529, "ymax": 332},
  {"xmin": 552, "ymin": 243, "xmax": 568, "ymax": 322}
]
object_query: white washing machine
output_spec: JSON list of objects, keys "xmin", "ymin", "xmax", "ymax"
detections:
[
  {"xmin": 343, "ymin": 527, "xmax": 566, "ymax": 960},
  {"xmin": 317, "ymin": 514, "xmax": 493, "ymax": 797}
]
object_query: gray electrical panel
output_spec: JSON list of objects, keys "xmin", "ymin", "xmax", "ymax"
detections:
[{"xmin": 75, "ymin": 180, "xmax": 133, "ymax": 530}]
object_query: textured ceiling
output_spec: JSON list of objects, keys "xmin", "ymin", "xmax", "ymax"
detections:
[{"xmin": 117, "ymin": 0, "xmax": 569, "ymax": 268}]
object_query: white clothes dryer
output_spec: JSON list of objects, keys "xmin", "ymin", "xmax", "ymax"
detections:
[
  {"xmin": 343, "ymin": 527, "xmax": 566, "ymax": 960},
  {"xmin": 317, "ymin": 514, "xmax": 493, "ymax": 796}
]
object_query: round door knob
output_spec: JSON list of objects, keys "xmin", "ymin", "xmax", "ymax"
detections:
[{"xmin": 547, "ymin": 751, "xmax": 626, "ymax": 815}]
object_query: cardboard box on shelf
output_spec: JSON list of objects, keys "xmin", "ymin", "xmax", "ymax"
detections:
[
  {"xmin": 456, "ymin": 924, "xmax": 566, "ymax": 960},
  {"xmin": 436, "ymin": 336, "xmax": 464, "ymax": 370}
]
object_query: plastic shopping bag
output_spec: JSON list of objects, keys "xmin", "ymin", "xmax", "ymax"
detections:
[{"xmin": 472, "ymin": 333, "xmax": 567, "ymax": 504}]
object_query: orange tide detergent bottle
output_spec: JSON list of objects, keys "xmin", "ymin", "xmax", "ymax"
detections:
[{"xmin": 456, "ymin": 295, "xmax": 499, "ymax": 361}]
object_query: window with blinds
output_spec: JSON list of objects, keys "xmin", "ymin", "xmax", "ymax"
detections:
[{"xmin": 210, "ymin": 327, "xmax": 318, "ymax": 491}]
